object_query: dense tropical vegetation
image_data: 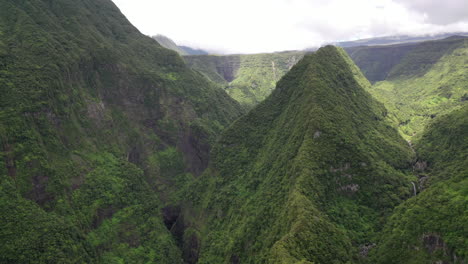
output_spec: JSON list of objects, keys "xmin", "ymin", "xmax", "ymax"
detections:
[{"xmin": 0, "ymin": 0, "xmax": 466, "ymax": 263}]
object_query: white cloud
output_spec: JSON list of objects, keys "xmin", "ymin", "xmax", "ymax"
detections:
[
  {"xmin": 111, "ymin": 0, "xmax": 468, "ymax": 54},
  {"xmin": 394, "ymin": 0, "xmax": 468, "ymax": 24}
]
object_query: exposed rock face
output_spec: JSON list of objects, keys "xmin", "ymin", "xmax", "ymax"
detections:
[
  {"xmin": 360, "ymin": 243, "xmax": 376, "ymax": 257},
  {"xmin": 162, "ymin": 205, "xmax": 200, "ymax": 264},
  {"xmin": 183, "ymin": 232, "xmax": 200, "ymax": 264},
  {"xmin": 423, "ymin": 233, "xmax": 448, "ymax": 255},
  {"xmin": 162, "ymin": 206, "xmax": 181, "ymax": 231},
  {"xmin": 3, "ymin": 144, "xmax": 16, "ymax": 178},
  {"xmin": 421, "ymin": 233, "xmax": 464, "ymax": 264},
  {"xmin": 27, "ymin": 173, "xmax": 53, "ymax": 206},
  {"xmin": 215, "ymin": 57, "xmax": 241, "ymax": 82},
  {"xmin": 339, "ymin": 183, "xmax": 360, "ymax": 193},
  {"xmin": 414, "ymin": 160, "xmax": 428, "ymax": 171},
  {"xmin": 178, "ymin": 128, "xmax": 211, "ymax": 176},
  {"xmin": 313, "ymin": 130, "xmax": 321, "ymax": 138},
  {"xmin": 86, "ymin": 100, "xmax": 106, "ymax": 123}
]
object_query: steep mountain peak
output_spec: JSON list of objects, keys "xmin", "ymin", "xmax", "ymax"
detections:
[
  {"xmin": 187, "ymin": 45, "xmax": 414, "ymax": 263},
  {"xmin": 272, "ymin": 45, "xmax": 371, "ymax": 97}
]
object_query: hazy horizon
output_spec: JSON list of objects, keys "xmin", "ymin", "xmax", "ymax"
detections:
[{"xmin": 112, "ymin": 0, "xmax": 468, "ymax": 54}]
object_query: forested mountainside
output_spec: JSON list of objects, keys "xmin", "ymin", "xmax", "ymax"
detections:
[
  {"xmin": 182, "ymin": 46, "xmax": 415, "ymax": 263},
  {"xmin": 184, "ymin": 51, "xmax": 306, "ymax": 108},
  {"xmin": 0, "ymin": 0, "xmax": 243, "ymax": 262},
  {"xmin": 346, "ymin": 36, "xmax": 468, "ymax": 139},
  {"xmin": 371, "ymin": 105, "xmax": 468, "ymax": 263},
  {"xmin": 1, "ymin": 0, "xmax": 467, "ymax": 263},
  {"xmin": 152, "ymin": 35, "xmax": 208, "ymax": 56}
]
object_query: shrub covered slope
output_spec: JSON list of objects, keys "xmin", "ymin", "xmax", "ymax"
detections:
[{"xmin": 0, "ymin": 0, "xmax": 243, "ymax": 262}]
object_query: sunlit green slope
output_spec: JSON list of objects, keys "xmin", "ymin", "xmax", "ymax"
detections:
[{"xmin": 347, "ymin": 37, "xmax": 468, "ymax": 139}]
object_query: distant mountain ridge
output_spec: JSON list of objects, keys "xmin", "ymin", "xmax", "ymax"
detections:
[
  {"xmin": 185, "ymin": 51, "xmax": 307, "ymax": 108},
  {"xmin": 346, "ymin": 36, "xmax": 468, "ymax": 138},
  {"xmin": 152, "ymin": 35, "xmax": 208, "ymax": 55},
  {"xmin": 333, "ymin": 32, "xmax": 468, "ymax": 48},
  {"xmin": 182, "ymin": 33, "xmax": 467, "ymax": 110},
  {"xmin": 346, "ymin": 35, "xmax": 468, "ymax": 83}
]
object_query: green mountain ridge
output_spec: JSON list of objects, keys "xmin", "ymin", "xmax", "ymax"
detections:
[
  {"xmin": 0, "ymin": 0, "xmax": 242, "ymax": 262},
  {"xmin": 182, "ymin": 46, "xmax": 415, "ymax": 263},
  {"xmin": 347, "ymin": 37, "xmax": 468, "ymax": 139},
  {"xmin": 184, "ymin": 51, "xmax": 306, "ymax": 108},
  {"xmin": 346, "ymin": 36, "xmax": 468, "ymax": 83}
]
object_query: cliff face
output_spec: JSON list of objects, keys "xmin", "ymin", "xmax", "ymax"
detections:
[
  {"xmin": 345, "ymin": 43, "xmax": 418, "ymax": 83},
  {"xmin": 184, "ymin": 51, "xmax": 306, "ymax": 108},
  {"xmin": 0, "ymin": 0, "xmax": 243, "ymax": 262}
]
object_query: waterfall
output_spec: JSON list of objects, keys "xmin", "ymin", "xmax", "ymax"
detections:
[{"xmin": 411, "ymin": 182, "xmax": 417, "ymax": 196}]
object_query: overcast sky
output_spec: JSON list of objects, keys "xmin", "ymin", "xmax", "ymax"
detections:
[{"xmin": 111, "ymin": 0, "xmax": 468, "ymax": 54}]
